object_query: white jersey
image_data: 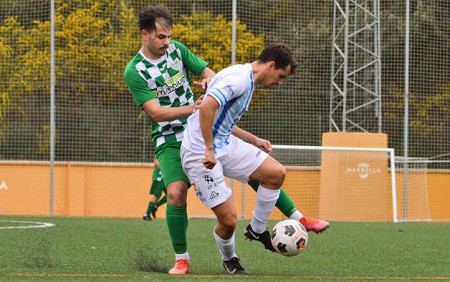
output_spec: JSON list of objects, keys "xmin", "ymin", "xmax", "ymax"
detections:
[{"xmin": 183, "ymin": 63, "xmax": 254, "ymax": 154}]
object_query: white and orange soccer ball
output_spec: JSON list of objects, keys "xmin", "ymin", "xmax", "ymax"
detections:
[{"xmin": 271, "ymin": 219, "xmax": 308, "ymax": 256}]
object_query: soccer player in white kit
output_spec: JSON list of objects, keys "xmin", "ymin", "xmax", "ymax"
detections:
[{"xmin": 181, "ymin": 43, "xmax": 298, "ymax": 274}]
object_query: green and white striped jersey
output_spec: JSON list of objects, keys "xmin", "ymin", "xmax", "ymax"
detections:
[{"xmin": 124, "ymin": 40, "xmax": 208, "ymax": 148}]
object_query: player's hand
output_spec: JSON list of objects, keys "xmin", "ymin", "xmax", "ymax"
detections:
[
  {"xmin": 192, "ymin": 95, "xmax": 205, "ymax": 113},
  {"xmin": 193, "ymin": 77, "xmax": 212, "ymax": 90},
  {"xmin": 202, "ymin": 148, "xmax": 216, "ymax": 169},
  {"xmin": 254, "ymin": 138, "xmax": 272, "ymax": 154}
]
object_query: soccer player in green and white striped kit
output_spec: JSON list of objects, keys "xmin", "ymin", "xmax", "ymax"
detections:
[
  {"xmin": 124, "ymin": 5, "xmax": 214, "ymax": 274},
  {"xmin": 124, "ymin": 4, "xmax": 329, "ymax": 275}
]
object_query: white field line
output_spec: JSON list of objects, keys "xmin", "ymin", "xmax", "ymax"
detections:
[{"xmin": 0, "ymin": 220, "xmax": 55, "ymax": 229}]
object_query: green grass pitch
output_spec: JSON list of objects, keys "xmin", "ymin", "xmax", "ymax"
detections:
[{"xmin": 0, "ymin": 216, "xmax": 449, "ymax": 281}]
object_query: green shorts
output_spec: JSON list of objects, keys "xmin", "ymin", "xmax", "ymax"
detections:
[
  {"xmin": 149, "ymin": 167, "xmax": 166, "ymax": 198},
  {"xmin": 156, "ymin": 142, "xmax": 190, "ymax": 187}
]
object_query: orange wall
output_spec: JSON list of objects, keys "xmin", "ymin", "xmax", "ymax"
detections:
[
  {"xmin": 320, "ymin": 132, "xmax": 391, "ymax": 221},
  {"xmin": 0, "ymin": 161, "xmax": 448, "ymax": 221},
  {"xmin": 0, "ymin": 162, "xmax": 51, "ymax": 215},
  {"xmin": 427, "ymin": 173, "xmax": 450, "ymax": 219}
]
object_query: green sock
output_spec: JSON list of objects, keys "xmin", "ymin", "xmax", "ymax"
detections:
[
  {"xmin": 145, "ymin": 201, "xmax": 155, "ymax": 215},
  {"xmin": 248, "ymin": 180, "xmax": 297, "ymax": 217},
  {"xmin": 166, "ymin": 203, "xmax": 188, "ymax": 254},
  {"xmin": 156, "ymin": 195, "xmax": 167, "ymax": 207}
]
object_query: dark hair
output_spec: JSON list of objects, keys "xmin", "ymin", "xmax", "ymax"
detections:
[
  {"xmin": 257, "ymin": 43, "xmax": 298, "ymax": 74},
  {"xmin": 138, "ymin": 5, "xmax": 174, "ymax": 32}
]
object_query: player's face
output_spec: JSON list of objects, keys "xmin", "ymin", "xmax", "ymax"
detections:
[
  {"xmin": 141, "ymin": 21, "xmax": 172, "ymax": 59},
  {"xmin": 262, "ymin": 63, "xmax": 292, "ymax": 89}
]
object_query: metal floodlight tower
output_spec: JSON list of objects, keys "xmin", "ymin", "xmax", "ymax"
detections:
[{"xmin": 330, "ymin": 0, "xmax": 382, "ymax": 132}]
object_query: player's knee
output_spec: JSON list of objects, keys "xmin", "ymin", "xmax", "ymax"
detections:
[
  {"xmin": 222, "ymin": 217, "xmax": 237, "ymax": 232},
  {"xmin": 216, "ymin": 216, "xmax": 237, "ymax": 239},
  {"xmin": 167, "ymin": 189, "xmax": 187, "ymax": 206},
  {"xmin": 219, "ymin": 212, "xmax": 238, "ymax": 230},
  {"xmin": 278, "ymin": 165, "xmax": 286, "ymax": 183},
  {"xmin": 166, "ymin": 181, "xmax": 187, "ymax": 206},
  {"xmin": 269, "ymin": 164, "xmax": 286, "ymax": 188}
]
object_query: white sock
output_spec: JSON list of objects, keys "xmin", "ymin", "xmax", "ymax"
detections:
[
  {"xmin": 213, "ymin": 228, "xmax": 236, "ymax": 261},
  {"xmin": 289, "ymin": 210, "xmax": 303, "ymax": 221},
  {"xmin": 250, "ymin": 185, "xmax": 280, "ymax": 233},
  {"xmin": 175, "ymin": 252, "xmax": 190, "ymax": 261}
]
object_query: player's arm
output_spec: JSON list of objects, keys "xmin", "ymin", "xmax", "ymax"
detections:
[
  {"xmin": 199, "ymin": 95, "xmax": 220, "ymax": 169},
  {"xmin": 193, "ymin": 67, "xmax": 215, "ymax": 90},
  {"xmin": 200, "ymin": 67, "xmax": 215, "ymax": 80},
  {"xmin": 232, "ymin": 126, "xmax": 272, "ymax": 154},
  {"xmin": 125, "ymin": 64, "xmax": 198, "ymax": 122},
  {"xmin": 141, "ymin": 99, "xmax": 197, "ymax": 122}
]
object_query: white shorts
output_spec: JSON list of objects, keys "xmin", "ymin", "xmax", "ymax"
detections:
[{"xmin": 181, "ymin": 135, "xmax": 268, "ymax": 208}]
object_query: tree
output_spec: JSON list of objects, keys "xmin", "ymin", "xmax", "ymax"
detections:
[
  {"xmin": 0, "ymin": 20, "xmax": 15, "ymax": 140},
  {"xmin": 173, "ymin": 11, "xmax": 266, "ymax": 108},
  {"xmin": 0, "ymin": 0, "xmax": 265, "ymax": 161},
  {"xmin": 382, "ymin": 0, "xmax": 450, "ymax": 160},
  {"xmin": 0, "ymin": 0, "xmax": 142, "ymax": 160}
]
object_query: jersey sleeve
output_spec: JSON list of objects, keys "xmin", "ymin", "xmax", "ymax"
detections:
[
  {"xmin": 124, "ymin": 62, "xmax": 156, "ymax": 107},
  {"xmin": 173, "ymin": 40, "xmax": 208, "ymax": 76},
  {"xmin": 206, "ymin": 72, "xmax": 247, "ymax": 107}
]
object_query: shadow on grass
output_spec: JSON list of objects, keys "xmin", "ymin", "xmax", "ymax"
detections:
[{"xmin": 135, "ymin": 247, "xmax": 168, "ymax": 273}]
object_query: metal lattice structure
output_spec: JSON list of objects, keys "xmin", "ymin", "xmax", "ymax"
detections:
[{"xmin": 330, "ymin": 0, "xmax": 382, "ymax": 132}]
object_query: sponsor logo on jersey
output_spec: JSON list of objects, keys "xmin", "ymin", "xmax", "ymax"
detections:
[
  {"xmin": 210, "ymin": 191, "xmax": 219, "ymax": 199},
  {"xmin": 195, "ymin": 191, "xmax": 207, "ymax": 203},
  {"xmin": 204, "ymin": 175, "xmax": 214, "ymax": 184},
  {"xmin": 225, "ymin": 84, "xmax": 235, "ymax": 95},
  {"xmin": 206, "ymin": 176, "xmax": 225, "ymax": 189},
  {"xmin": 156, "ymin": 72, "xmax": 186, "ymax": 97},
  {"xmin": 158, "ymin": 63, "xmax": 167, "ymax": 72},
  {"xmin": 169, "ymin": 59, "xmax": 182, "ymax": 71}
]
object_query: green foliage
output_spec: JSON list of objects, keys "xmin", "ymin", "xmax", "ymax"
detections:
[
  {"xmin": 380, "ymin": 0, "xmax": 450, "ymax": 159},
  {"xmin": 174, "ymin": 12, "xmax": 264, "ymax": 71},
  {"xmin": 384, "ymin": 84, "xmax": 450, "ymax": 159},
  {"xmin": 0, "ymin": 0, "xmax": 141, "ymax": 160},
  {"xmin": 0, "ymin": 92, "xmax": 10, "ymax": 140},
  {"xmin": 52, "ymin": 0, "xmax": 136, "ymax": 102},
  {"xmin": 0, "ymin": 0, "xmax": 449, "ymax": 162},
  {"xmin": 173, "ymin": 12, "xmax": 268, "ymax": 111},
  {"xmin": 0, "ymin": 17, "xmax": 23, "ymax": 140},
  {"xmin": 0, "ymin": 0, "xmax": 267, "ymax": 159}
]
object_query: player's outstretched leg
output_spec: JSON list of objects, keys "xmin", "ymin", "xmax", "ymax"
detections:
[
  {"xmin": 248, "ymin": 180, "xmax": 330, "ymax": 234},
  {"xmin": 300, "ymin": 216, "xmax": 329, "ymax": 234}
]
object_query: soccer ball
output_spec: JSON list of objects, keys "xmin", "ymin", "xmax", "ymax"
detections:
[{"xmin": 271, "ymin": 219, "xmax": 308, "ymax": 256}]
